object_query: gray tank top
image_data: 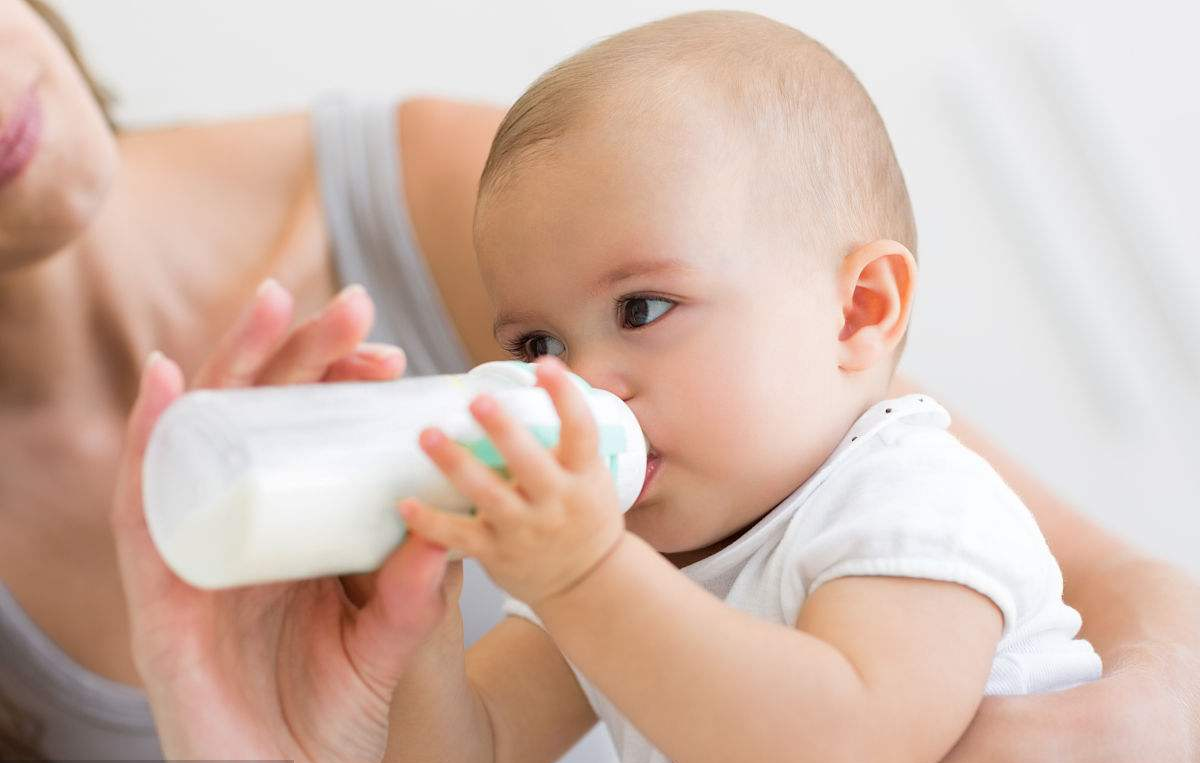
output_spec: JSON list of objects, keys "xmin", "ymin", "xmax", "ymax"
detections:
[{"xmin": 0, "ymin": 93, "xmax": 502, "ymax": 759}]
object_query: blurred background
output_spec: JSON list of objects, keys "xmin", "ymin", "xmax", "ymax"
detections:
[{"xmin": 50, "ymin": 1, "xmax": 1199, "ymax": 758}]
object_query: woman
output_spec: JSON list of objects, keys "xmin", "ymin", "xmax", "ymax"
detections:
[{"xmin": 2, "ymin": 1, "xmax": 1197, "ymax": 759}]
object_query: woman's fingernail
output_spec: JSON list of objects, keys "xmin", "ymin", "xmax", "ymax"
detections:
[
  {"xmin": 336, "ymin": 283, "xmax": 367, "ymax": 303},
  {"xmin": 359, "ymin": 342, "xmax": 405, "ymax": 361},
  {"xmin": 144, "ymin": 350, "xmax": 164, "ymax": 372},
  {"xmin": 257, "ymin": 277, "xmax": 283, "ymax": 297}
]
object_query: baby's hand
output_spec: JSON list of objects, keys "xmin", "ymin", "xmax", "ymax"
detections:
[{"xmin": 398, "ymin": 355, "xmax": 626, "ymax": 606}]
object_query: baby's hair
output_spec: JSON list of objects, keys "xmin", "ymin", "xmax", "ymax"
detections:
[
  {"xmin": 479, "ymin": 10, "xmax": 918, "ymax": 363},
  {"xmin": 480, "ymin": 11, "xmax": 916, "ymax": 258}
]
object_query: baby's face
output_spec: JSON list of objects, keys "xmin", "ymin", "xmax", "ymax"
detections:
[{"xmin": 475, "ymin": 113, "xmax": 857, "ymax": 564}]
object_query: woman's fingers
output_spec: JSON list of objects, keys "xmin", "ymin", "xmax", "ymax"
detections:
[
  {"xmin": 534, "ymin": 355, "xmax": 601, "ymax": 472},
  {"xmin": 468, "ymin": 393, "xmax": 564, "ymax": 501},
  {"xmin": 321, "ymin": 343, "xmax": 406, "ymax": 383},
  {"xmin": 192, "ymin": 279, "xmax": 295, "ymax": 389},
  {"xmin": 344, "ymin": 534, "xmax": 456, "ymax": 695},
  {"xmin": 255, "ymin": 284, "xmax": 374, "ymax": 386},
  {"xmin": 111, "ymin": 352, "xmax": 188, "ymax": 607},
  {"xmin": 194, "ymin": 280, "xmax": 390, "ymax": 390}
]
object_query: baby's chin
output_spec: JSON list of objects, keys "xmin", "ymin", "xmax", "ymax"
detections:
[{"xmin": 625, "ymin": 503, "xmax": 739, "ymax": 568}]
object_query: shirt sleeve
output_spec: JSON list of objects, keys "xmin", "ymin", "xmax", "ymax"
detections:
[{"xmin": 780, "ymin": 422, "xmax": 1061, "ymax": 639}]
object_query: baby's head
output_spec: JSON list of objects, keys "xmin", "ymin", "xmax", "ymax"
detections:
[{"xmin": 474, "ymin": 11, "xmax": 918, "ymax": 564}]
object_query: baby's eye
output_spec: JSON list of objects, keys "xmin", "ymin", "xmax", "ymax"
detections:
[
  {"xmin": 508, "ymin": 333, "xmax": 566, "ymax": 360},
  {"xmin": 620, "ymin": 296, "xmax": 674, "ymax": 329}
]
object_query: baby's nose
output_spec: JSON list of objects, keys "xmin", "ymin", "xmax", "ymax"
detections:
[{"xmin": 565, "ymin": 357, "xmax": 634, "ymax": 402}]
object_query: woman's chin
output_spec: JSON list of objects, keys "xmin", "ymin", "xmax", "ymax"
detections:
[{"xmin": 0, "ymin": 163, "xmax": 115, "ymax": 264}]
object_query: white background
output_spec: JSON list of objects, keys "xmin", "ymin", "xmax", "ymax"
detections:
[{"xmin": 51, "ymin": 1, "xmax": 1200, "ymax": 758}]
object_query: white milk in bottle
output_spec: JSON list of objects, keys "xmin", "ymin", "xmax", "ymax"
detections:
[{"xmin": 142, "ymin": 361, "xmax": 646, "ymax": 588}]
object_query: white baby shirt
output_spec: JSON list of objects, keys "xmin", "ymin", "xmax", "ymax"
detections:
[{"xmin": 503, "ymin": 393, "xmax": 1103, "ymax": 763}]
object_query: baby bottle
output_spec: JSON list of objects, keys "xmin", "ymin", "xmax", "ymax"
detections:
[{"xmin": 142, "ymin": 360, "xmax": 646, "ymax": 589}]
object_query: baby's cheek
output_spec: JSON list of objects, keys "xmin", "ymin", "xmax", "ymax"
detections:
[{"xmin": 686, "ymin": 379, "xmax": 771, "ymax": 475}]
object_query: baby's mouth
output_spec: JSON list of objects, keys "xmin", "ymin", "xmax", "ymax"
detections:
[{"xmin": 636, "ymin": 449, "xmax": 661, "ymax": 504}]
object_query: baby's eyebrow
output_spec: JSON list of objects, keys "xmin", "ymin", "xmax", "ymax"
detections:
[
  {"xmin": 492, "ymin": 258, "xmax": 695, "ymax": 339},
  {"xmin": 594, "ymin": 257, "xmax": 696, "ymax": 289}
]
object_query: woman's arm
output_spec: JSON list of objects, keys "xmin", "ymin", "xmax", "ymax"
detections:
[{"xmin": 890, "ymin": 374, "xmax": 1200, "ymax": 762}]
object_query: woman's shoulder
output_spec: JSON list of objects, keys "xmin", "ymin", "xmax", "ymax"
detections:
[
  {"xmin": 117, "ymin": 111, "xmax": 315, "ymax": 197},
  {"xmin": 395, "ymin": 97, "xmax": 505, "ymax": 235},
  {"xmin": 112, "ymin": 97, "xmax": 506, "ymax": 221},
  {"xmin": 397, "ymin": 97, "xmax": 506, "ymax": 178},
  {"xmin": 111, "ymin": 95, "xmax": 504, "ymax": 180},
  {"xmin": 395, "ymin": 98, "xmax": 510, "ymax": 366}
]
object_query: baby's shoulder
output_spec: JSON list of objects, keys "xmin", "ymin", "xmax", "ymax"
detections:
[
  {"xmin": 773, "ymin": 395, "xmax": 1060, "ymax": 619},
  {"xmin": 815, "ymin": 397, "xmax": 1007, "ymax": 499}
]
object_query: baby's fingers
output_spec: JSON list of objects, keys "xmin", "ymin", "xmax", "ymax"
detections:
[
  {"xmin": 397, "ymin": 498, "xmax": 487, "ymax": 558},
  {"xmin": 417, "ymin": 428, "xmax": 526, "ymax": 525},
  {"xmin": 469, "ymin": 394, "xmax": 563, "ymax": 501},
  {"xmin": 535, "ymin": 356, "xmax": 600, "ymax": 472}
]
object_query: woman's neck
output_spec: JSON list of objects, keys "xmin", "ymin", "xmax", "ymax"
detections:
[
  {"xmin": 0, "ymin": 137, "xmax": 289, "ymax": 417},
  {"xmin": 0, "ymin": 200, "xmax": 147, "ymax": 415}
]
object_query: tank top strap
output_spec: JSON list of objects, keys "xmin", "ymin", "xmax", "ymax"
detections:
[{"xmin": 311, "ymin": 93, "xmax": 472, "ymax": 376}]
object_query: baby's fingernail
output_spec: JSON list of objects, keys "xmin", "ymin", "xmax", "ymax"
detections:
[
  {"xmin": 471, "ymin": 395, "xmax": 497, "ymax": 416},
  {"xmin": 143, "ymin": 350, "xmax": 164, "ymax": 375},
  {"xmin": 420, "ymin": 428, "xmax": 446, "ymax": 448}
]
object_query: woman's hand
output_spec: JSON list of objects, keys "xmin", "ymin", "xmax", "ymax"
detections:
[
  {"xmin": 940, "ymin": 653, "xmax": 1197, "ymax": 762},
  {"xmin": 110, "ymin": 280, "xmax": 460, "ymax": 762},
  {"xmin": 398, "ymin": 354, "xmax": 625, "ymax": 607}
]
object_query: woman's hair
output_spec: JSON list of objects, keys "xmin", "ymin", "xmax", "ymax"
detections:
[{"xmin": 25, "ymin": 0, "xmax": 118, "ymax": 130}]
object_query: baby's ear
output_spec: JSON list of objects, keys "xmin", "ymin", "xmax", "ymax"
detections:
[{"xmin": 835, "ymin": 239, "xmax": 917, "ymax": 373}]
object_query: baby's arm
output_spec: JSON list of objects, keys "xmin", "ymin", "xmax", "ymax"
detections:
[
  {"xmin": 536, "ymin": 531, "xmax": 1003, "ymax": 763},
  {"xmin": 385, "ymin": 612, "xmax": 597, "ymax": 763},
  {"xmin": 396, "ymin": 357, "xmax": 1007, "ymax": 762}
]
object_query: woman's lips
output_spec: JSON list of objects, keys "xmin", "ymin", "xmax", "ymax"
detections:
[
  {"xmin": 635, "ymin": 452, "xmax": 661, "ymax": 504},
  {"xmin": 0, "ymin": 85, "xmax": 43, "ymax": 189}
]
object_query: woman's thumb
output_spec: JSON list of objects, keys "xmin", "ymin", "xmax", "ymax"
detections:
[{"xmin": 344, "ymin": 532, "xmax": 452, "ymax": 690}]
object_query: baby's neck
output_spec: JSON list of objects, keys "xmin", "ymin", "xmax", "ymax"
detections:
[{"xmin": 662, "ymin": 519, "xmax": 760, "ymax": 568}]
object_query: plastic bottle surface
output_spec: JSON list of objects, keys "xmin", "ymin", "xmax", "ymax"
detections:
[{"xmin": 142, "ymin": 361, "xmax": 646, "ymax": 588}]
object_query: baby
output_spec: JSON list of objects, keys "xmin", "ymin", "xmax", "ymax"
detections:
[{"xmin": 391, "ymin": 11, "xmax": 1101, "ymax": 763}]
